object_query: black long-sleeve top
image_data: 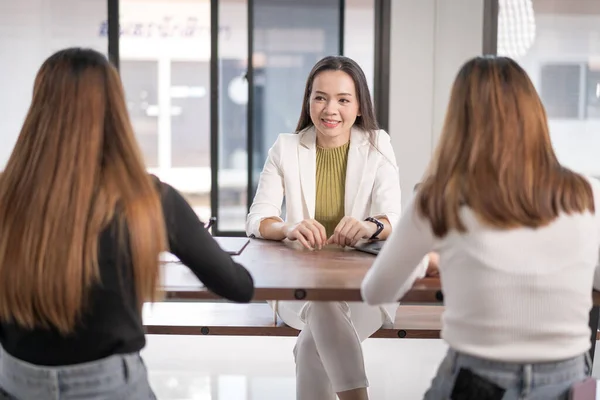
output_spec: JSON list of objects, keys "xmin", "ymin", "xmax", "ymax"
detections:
[{"xmin": 0, "ymin": 180, "xmax": 254, "ymax": 366}]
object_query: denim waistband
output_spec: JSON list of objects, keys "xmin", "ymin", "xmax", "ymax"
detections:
[
  {"xmin": 448, "ymin": 348, "xmax": 591, "ymax": 375},
  {"xmin": 447, "ymin": 348, "xmax": 590, "ymax": 397},
  {"xmin": 0, "ymin": 347, "xmax": 144, "ymax": 383}
]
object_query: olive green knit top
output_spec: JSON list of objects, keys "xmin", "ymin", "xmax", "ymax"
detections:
[{"xmin": 315, "ymin": 141, "xmax": 350, "ymax": 237}]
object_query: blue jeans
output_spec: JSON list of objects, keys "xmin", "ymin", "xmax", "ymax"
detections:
[
  {"xmin": 424, "ymin": 348, "xmax": 591, "ymax": 400},
  {"xmin": 0, "ymin": 347, "xmax": 156, "ymax": 399}
]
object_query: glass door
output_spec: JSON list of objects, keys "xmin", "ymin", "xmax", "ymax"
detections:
[
  {"xmin": 247, "ymin": 0, "xmax": 343, "ymax": 212},
  {"xmin": 120, "ymin": 0, "xmax": 213, "ymax": 224}
]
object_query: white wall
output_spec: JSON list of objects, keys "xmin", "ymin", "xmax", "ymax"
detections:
[
  {"xmin": 388, "ymin": 0, "xmax": 484, "ymax": 207},
  {"xmin": 344, "ymin": 0, "xmax": 375, "ymax": 94},
  {"xmin": 0, "ymin": 0, "xmax": 107, "ymax": 169},
  {"xmin": 431, "ymin": 1, "xmax": 484, "ymax": 145}
]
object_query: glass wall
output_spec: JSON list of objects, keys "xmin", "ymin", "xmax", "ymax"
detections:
[
  {"xmin": 0, "ymin": 0, "xmax": 378, "ymax": 234},
  {"xmin": 218, "ymin": 0, "xmax": 249, "ymax": 232},
  {"xmin": 120, "ymin": 0, "xmax": 213, "ymax": 222},
  {"xmin": 227, "ymin": 0, "xmax": 375, "ymax": 232},
  {"xmin": 250, "ymin": 0, "xmax": 342, "ymax": 199},
  {"xmin": 497, "ymin": 0, "xmax": 600, "ymax": 176}
]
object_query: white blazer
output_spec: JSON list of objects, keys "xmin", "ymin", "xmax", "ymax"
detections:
[
  {"xmin": 246, "ymin": 126, "xmax": 402, "ymax": 237},
  {"xmin": 246, "ymin": 126, "xmax": 426, "ymax": 325}
]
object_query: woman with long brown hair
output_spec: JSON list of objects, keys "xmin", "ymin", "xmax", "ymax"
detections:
[
  {"xmin": 0, "ymin": 48, "xmax": 254, "ymax": 399},
  {"xmin": 247, "ymin": 56, "xmax": 427, "ymax": 400},
  {"xmin": 361, "ymin": 56, "xmax": 600, "ymax": 398}
]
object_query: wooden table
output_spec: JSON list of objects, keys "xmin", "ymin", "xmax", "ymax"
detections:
[
  {"xmin": 160, "ymin": 238, "xmax": 442, "ymax": 303},
  {"xmin": 160, "ymin": 237, "xmax": 600, "ymax": 363}
]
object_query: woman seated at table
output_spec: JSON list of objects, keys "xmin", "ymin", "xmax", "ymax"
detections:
[
  {"xmin": 246, "ymin": 55, "xmax": 426, "ymax": 400},
  {"xmin": 361, "ymin": 56, "xmax": 600, "ymax": 399},
  {"xmin": 0, "ymin": 48, "xmax": 254, "ymax": 399}
]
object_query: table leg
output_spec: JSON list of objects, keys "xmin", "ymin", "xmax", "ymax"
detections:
[{"xmin": 588, "ymin": 305, "xmax": 599, "ymax": 372}]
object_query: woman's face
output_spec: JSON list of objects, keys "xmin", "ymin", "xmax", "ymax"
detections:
[{"xmin": 309, "ymin": 70, "xmax": 360, "ymax": 147}]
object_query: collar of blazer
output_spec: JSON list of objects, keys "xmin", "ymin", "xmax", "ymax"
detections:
[{"xmin": 297, "ymin": 126, "xmax": 372, "ymax": 219}]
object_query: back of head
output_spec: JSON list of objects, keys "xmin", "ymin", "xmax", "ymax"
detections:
[
  {"xmin": 417, "ymin": 56, "xmax": 594, "ymax": 237},
  {"xmin": 0, "ymin": 48, "xmax": 166, "ymax": 334}
]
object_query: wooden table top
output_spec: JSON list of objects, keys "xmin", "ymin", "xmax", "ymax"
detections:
[
  {"xmin": 160, "ymin": 237, "xmax": 600, "ymax": 305},
  {"xmin": 161, "ymin": 238, "xmax": 442, "ymax": 302}
]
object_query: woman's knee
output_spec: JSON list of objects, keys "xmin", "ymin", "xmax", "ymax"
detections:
[
  {"xmin": 305, "ymin": 302, "xmax": 349, "ymax": 322},
  {"xmin": 294, "ymin": 330, "xmax": 317, "ymax": 364}
]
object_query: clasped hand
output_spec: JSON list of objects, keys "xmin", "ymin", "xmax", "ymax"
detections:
[{"xmin": 284, "ymin": 217, "xmax": 377, "ymax": 250}]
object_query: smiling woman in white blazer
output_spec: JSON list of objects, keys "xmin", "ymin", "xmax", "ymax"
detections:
[
  {"xmin": 246, "ymin": 56, "xmax": 425, "ymax": 400},
  {"xmin": 246, "ymin": 125, "xmax": 401, "ymax": 241}
]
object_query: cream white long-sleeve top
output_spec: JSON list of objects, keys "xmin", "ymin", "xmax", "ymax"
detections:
[{"xmin": 361, "ymin": 177, "xmax": 600, "ymax": 363}]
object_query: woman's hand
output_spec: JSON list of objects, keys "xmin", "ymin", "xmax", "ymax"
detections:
[
  {"xmin": 284, "ymin": 219, "xmax": 327, "ymax": 250},
  {"xmin": 328, "ymin": 216, "xmax": 377, "ymax": 247},
  {"xmin": 426, "ymin": 252, "xmax": 439, "ymax": 277}
]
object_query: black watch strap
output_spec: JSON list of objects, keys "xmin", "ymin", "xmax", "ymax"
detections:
[{"xmin": 364, "ymin": 217, "xmax": 384, "ymax": 240}]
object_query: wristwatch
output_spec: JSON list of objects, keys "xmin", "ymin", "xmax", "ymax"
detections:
[{"xmin": 364, "ymin": 217, "xmax": 384, "ymax": 240}]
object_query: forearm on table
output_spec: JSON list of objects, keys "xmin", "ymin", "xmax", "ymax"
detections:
[
  {"xmin": 259, "ymin": 217, "xmax": 288, "ymax": 241},
  {"xmin": 362, "ymin": 204, "xmax": 435, "ymax": 304}
]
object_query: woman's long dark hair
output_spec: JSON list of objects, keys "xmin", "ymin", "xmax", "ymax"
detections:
[{"xmin": 295, "ymin": 56, "xmax": 379, "ymax": 140}]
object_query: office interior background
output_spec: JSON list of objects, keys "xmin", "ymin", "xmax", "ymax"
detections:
[{"xmin": 1, "ymin": 0, "xmax": 600, "ymax": 398}]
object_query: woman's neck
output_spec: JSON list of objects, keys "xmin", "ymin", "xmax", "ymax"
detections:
[{"xmin": 315, "ymin": 130, "xmax": 351, "ymax": 149}]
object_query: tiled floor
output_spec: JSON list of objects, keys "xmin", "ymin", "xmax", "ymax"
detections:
[{"xmin": 142, "ymin": 335, "xmax": 600, "ymax": 399}]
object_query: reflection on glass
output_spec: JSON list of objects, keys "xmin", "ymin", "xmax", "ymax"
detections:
[
  {"xmin": 539, "ymin": 64, "xmax": 581, "ymax": 119},
  {"xmin": 497, "ymin": 0, "xmax": 536, "ymax": 58},
  {"xmin": 586, "ymin": 66, "xmax": 600, "ymax": 119},
  {"xmin": 171, "ymin": 62, "xmax": 211, "ymax": 168},
  {"xmin": 219, "ymin": 375, "xmax": 247, "ymax": 399},
  {"xmin": 121, "ymin": 61, "xmax": 160, "ymax": 167},
  {"xmin": 120, "ymin": 0, "xmax": 212, "ymax": 222},
  {"xmin": 250, "ymin": 376, "xmax": 296, "ymax": 400},
  {"xmin": 218, "ymin": 0, "xmax": 249, "ymax": 232},
  {"xmin": 148, "ymin": 372, "xmax": 211, "ymax": 400},
  {"xmin": 497, "ymin": 0, "xmax": 600, "ymax": 176},
  {"xmin": 251, "ymin": 0, "xmax": 341, "ymax": 196}
]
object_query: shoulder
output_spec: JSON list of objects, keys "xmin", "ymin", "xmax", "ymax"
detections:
[
  {"xmin": 373, "ymin": 130, "xmax": 394, "ymax": 155},
  {"xmin": 370, "ymin": 129, "xmax": 397, "ymax": 166},
  {"xmin": 577, "ymin": 174, "xmax": 600, "ymax": 197},
  {"xmin": 266, "ymin": 133, "xmax": 300, "ymax": 165},
  {"xmin": 584, "ymin": 175, "xmax": 600, "ymax": 204},
  {"xmin": 148, "ymin": 173, "xmax": 165, "ymax": 192},
  {"xmin": 373, "ymin": 129, "xmax": 392, "ymax": 147},
  {"xmin": 271, "ymin": 133, "xmax": 300, "ymax": 148},
  {"xmin": 147, "ymin": 174, "xmax": 179, "ymax": 202},
  {"xmin": 585, "ymin": 175, "xmax": 600, "ymax": 191}
]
